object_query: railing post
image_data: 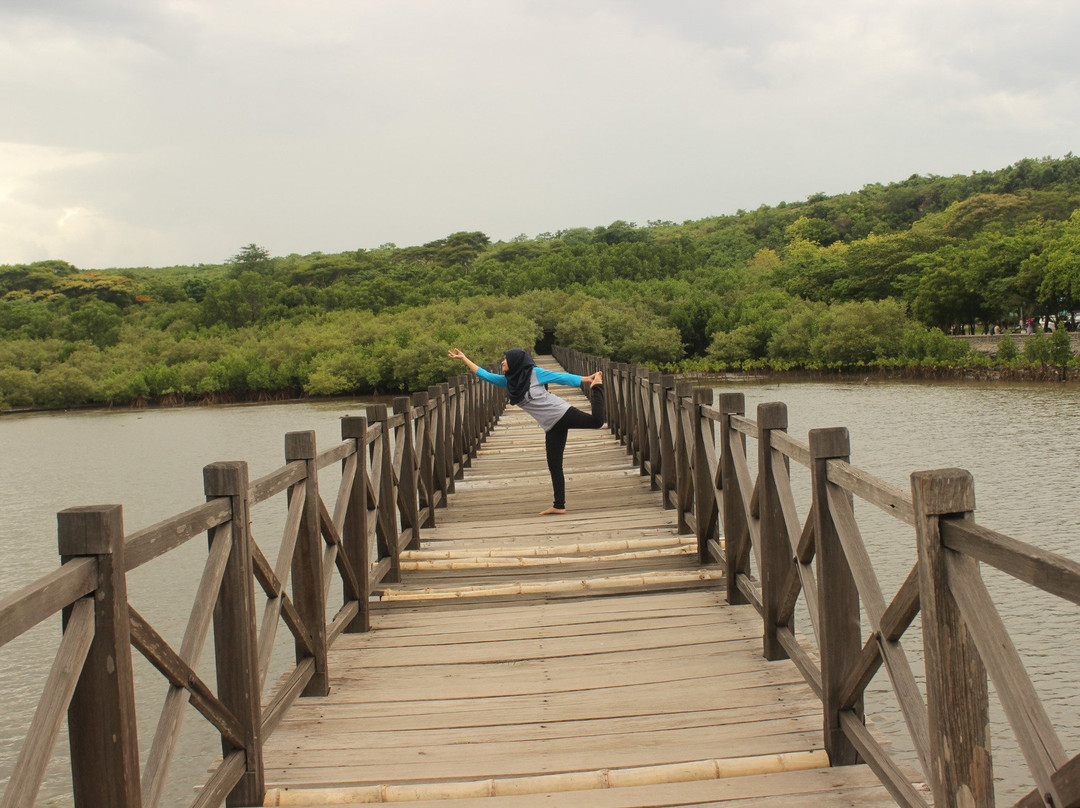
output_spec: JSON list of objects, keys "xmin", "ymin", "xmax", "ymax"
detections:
[
  {"xmin": 367, "ymin": 403, "xmax": 400, "ymax": 583},
  {"xmin": 658, "ymin": 374, "xmax": 677, "ymax": 507},
  {"xmin": 341, "ymin": 416, "xmax": 371, "ymax": 633},
  {"xmin": 394, "ymin": 396, "xmax": 422, "ymax": 551},
  {"xmin": 202, "ymin": 462, "xmax": 265, "ymax": 805},
  {"xmin": 413, "ymin": 391, "xmax": 437, "ymax": 528},
  {"xmin": 613, "ymin": 363, "xmax": 629, "ymax": 448},
  {"xmin": 450, "ymin": 376, "xmax": 467, "ymax": 478},
  {"xmin": 465, "ymin": 374, "xmax": 480, "ymax": 463},
  {"xmin": 911, "ymin": 469, "xmax": 993, "ymax": 808},
  {"xmin": 58, "ymin": 505, "xmax": 143, "ymax": 808},
  {"xmin": 719, "ymin": 392, "xmax": 749, "ymax": 606},
  {"xmin": 692, "ymin": 388, "xmax": 719, "ymax": 565},
  {"xmin": 758, "ymin": 402, "xmax": 790, "ymax": 661},
  {"xmin": 285, "ymin": 431, "xmax": 329, "ymax": 697},
  {"xmin": 434, "ymin": 383, "xmax": 455, "ymax": 498},
  {"xmin": 674, "ymin": 380, "xmax": 694, "ymax": 534},
  {"xmin": 809, "ymin": 427, "xmax": 861, "ymax": 766},
  {"xmin": 632, "ymin": 368, "xmax": 648, "ymax": 473},
  {"xmin": 646, "ymin": 371, "xmax": 662, "ymax": 491}
]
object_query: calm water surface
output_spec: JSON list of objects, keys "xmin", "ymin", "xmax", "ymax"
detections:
[{"xmin": 1, "ymin": 381, "xmax": 1077, "ymax": 805}]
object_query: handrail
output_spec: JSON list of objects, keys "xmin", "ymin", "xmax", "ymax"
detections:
[
  {"xmin": 0, "ymin": 371, "xmax": 505, "ymax": 808},
  {"xmin": 554, "ymin": 345, "xmax": 1080, "ymax": 808}
]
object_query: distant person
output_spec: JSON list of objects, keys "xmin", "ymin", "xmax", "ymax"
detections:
[{"xmin": 448, "ymin": 347, "xmax": 605, "ymax": 515}]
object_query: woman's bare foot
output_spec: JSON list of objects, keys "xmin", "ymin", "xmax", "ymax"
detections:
[
  {"xmin": 539, "ymin": 506, "xmax": 567, "ymax": 515},
  {"xmin": 593, "ymin": 370, "xmax": 603, "ymax": 386}
]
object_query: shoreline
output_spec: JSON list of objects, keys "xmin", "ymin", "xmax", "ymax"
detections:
[{"xmin": 3, "ymin": 363, "xmax": 1075, "ymax": 417}]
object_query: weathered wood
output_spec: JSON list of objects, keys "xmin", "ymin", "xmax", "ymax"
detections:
[
  {"xmin": 719, "ymin": 393, "xmax": 750, "ymax": 606},
  {"xmin": 262, "ymin": 658, "xmax": 317, "ymax": 738},
  {"xmin": 58, "ymin": 504, "xmax": 143, "ymax": 808},
  {"xmin": 674, "ymin": 381, "xmax": 695, "ymax": 534},
  {"xmin": 285, "ymin": 431, "xmax": 329, "ymax": 697},
  {"xmin": 839, "ymin": 711, "xmax": 930, "ymax": 808},
  {"xmin": 946, "ymin": 550, "xmax": 1065, "ymax": 805},
  {"xmin": 247, "ymin": 460, "xmax": 306, "ymax": 505},
  {"xmin": 0, "ymin": 598, "xmax": 94, "ymax": 808},
  {"xmin": 395, "ymin": 396, "xmax": 422, "ymax": 550},
  {"xmin": 770, "ymin": 429, "xmax": 811, "ymax": 468},
  {"xmin": 658, "ymin": 376, "xmax": 677, "ymax": 506},
  {"xmin": 0, "ymin": 556, "xmax": 96, "ymax": 648},
  {"xmin": 140, "ymin": 517, "xmax": 235, "ymax": 808},
  {"xmin": 202, "ymin": 461, "xmax": 264, "ymax": 806},
  {"xmin": 758, "ymin": 402, "xmax": 790, "ymax": 661},
  {"xmin": 413, "ymin": 390, "xmax": 437, "ymax": 529},
  {"xmin": 810, "ymin": 427, "xmax": 862, "ymax": 766},
  {"xmin": 1053, "ymin": 751, "xmax": 1080, "ymax": 808},
  {"xmin": 192, "ymin": 750, "xmax": 246, "ymax": 808},
  {"xmin": 341, "ymin": 416, "xmax": 372, "ymax": 632},
  {"xmin": 942, "ymin": 518, "xmax": 1080, "ymax": 607},
  {"xmin": 128, "ymin": 606, "xmax": 245, "ymax": 750},
  {"xmin": 367, "ymin": 403, "xmax": 401, "ymax": 583},
  {"xmin": 826, "ymin": 458, "xmax": 915, "ymax": 526},
  {"xmin": 124, "ymin": 499, "xmax": 233, "ymax": 570},
  {"xmin": 910, "ymin": 468, "xmax": 992, "ymax": 808},
  {"xmin": 315, "ymin": 438, "xmax": 354, "ymax": 471}
]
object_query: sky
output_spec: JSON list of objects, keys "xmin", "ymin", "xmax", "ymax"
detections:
[{"xmin": 1, "ymin": 0, "xmax": 1078, "ymax": 270}]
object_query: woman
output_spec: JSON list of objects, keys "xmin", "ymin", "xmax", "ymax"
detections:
[{"xmin": 448, "ymin": 347, "xmax": 605, "ymax": 515}]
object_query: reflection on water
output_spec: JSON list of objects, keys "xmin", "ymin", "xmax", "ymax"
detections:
[{"xmin": 2, "ymin": 382, "xmax": 1078, "ymax": 805}]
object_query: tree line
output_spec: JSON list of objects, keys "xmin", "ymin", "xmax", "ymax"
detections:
[{"xmin": 2, "ymin": 155, "xmax": 1079, "ymax": 410}]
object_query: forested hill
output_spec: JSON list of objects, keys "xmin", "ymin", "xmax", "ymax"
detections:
[{"xmin": 3, "ymin": 155, "xmax": 1079, "ymax": 410}]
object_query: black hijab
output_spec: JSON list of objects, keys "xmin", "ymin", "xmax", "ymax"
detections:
[{"xmin": 503, "ymin": 348, "xmax": 536, "ymax": 405}]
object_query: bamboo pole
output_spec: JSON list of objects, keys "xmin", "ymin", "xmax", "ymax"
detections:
[
  {"xmin": 379, "ymin": 568, "xmax": 721, "ymax": 601},
  {"xmin": 263, "ymin": 749, "xmax": 830, "ymax": 805}
]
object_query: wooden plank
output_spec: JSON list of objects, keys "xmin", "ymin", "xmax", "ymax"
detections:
[
  {"xmin": 128, "ymin": 607, "xmax": 244, "ymax": 750},
  {"xmin": 124, "ymin": 498, "xmax": 232, "ymax": 571},
  {"xmin": 0, "ymin": 598, "xmax": 94, "ymax": 808},
  {"xmin": 840, "ymin": 711, "xmax": 930, "ymax": 808},
  {"xmin": 254, "ymin": 358, "xmax": 922, "ymax": 808},
  {"xmin": 315, "ymin": 438, "xmax": 354, "ymax": 470},
  {"xmin": 826, "ymin": 458, "xmax": 914, "ymax": 526},
  {"xmin": 247, "ymin": 460, "xmax": 305, "ymax": 504},
  {"xmin": 0, "ymin": 557, "xmax": 96, "ymax": 648},
  {"xmin": 943, "ymin": 519, "xmax": 1080, "ymax": 607},
  {"xmin": 946, "ymin": 550, "xmax": 1066, "ymax": 801}
]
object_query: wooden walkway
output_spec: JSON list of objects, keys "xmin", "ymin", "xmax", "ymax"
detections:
[{"xmin": 257, "ymin": 358, "xmax": 903, "ymax": 807}]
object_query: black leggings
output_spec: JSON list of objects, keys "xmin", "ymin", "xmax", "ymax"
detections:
[{"xmin": 544, "ymin": 384, "xmax": 606, "ymax": 509}]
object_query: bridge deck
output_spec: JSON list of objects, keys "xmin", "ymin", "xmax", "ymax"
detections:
[{"xmin": 257, "ymin": 358, "xmax": 903, "ymax": 807}]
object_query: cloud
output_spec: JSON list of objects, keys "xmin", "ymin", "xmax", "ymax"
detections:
[{"xmin": 1, "ymin": 0, "xmax": 1078, "ymax": 268}]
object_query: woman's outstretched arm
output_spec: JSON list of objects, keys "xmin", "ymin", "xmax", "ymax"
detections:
[
  {"xmin": 448, "ymin": 348, "xmax": 508, "ymax": 388},
  {"xmin": 447, "ymin": 348, "xmax": 480, "ymax": 374}
]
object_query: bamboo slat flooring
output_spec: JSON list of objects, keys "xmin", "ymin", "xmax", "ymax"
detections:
[{"xmin": 255, "ymin": 357, "xmax": 904, "ymax": 807}]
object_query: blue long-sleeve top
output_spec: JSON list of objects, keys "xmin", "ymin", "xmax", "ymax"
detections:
[
  {"xmin": 474, "ymin": 367, "xmax": 583, "ymax": 431},
  {"xmin": 475, "ymin": 367, "xmax": 582, "ymax": 389}
]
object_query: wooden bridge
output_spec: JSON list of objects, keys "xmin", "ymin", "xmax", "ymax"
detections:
[{"xmin": 2, "ymin": 350, "xmax": 1079, "ymax": 808}]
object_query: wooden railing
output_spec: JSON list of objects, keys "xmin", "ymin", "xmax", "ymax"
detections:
[
  {"xmin": 0, "ymin": 374, "xmax": 504, "ymax": 808},
  {"xmin": 555, "ymin": 345, "xmax": 1080, "ymax": 808}
]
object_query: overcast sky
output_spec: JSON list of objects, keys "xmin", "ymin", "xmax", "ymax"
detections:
[{"xmin": 1, "ymin": 1, "xmax": 1077, "ymax": 269}]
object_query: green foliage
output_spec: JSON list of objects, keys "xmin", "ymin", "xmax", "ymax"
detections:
[
  {"xmin": 1024, "ymin": 330, "xmax": 1053, "ymax": 365},
  {"xmin": 5, "ymin": 154, "xmax": 1080, "ymax": 409},
  {"xmin": 995, "ymin": 335, "xmax": 1020, "ymax": 363},
  {"xmin": 809, "ymin": 299, "xmax": 908, "ymax": 364},
  {"xmin": 1049, "ymin": 326, "xmax": 1074, "ymax": 367}
]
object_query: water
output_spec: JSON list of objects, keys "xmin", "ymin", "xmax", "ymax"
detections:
[
  {"xmin": 715, "ymin": 377, "xmax": 1080, "ymax": 803},
  {"xmin": 2, "ymin": 381, "xmax": 1078, "ymax": 805},
  {"xmin": 0, "ymin": 398, "xmax": 377, "ymax": 807}
]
